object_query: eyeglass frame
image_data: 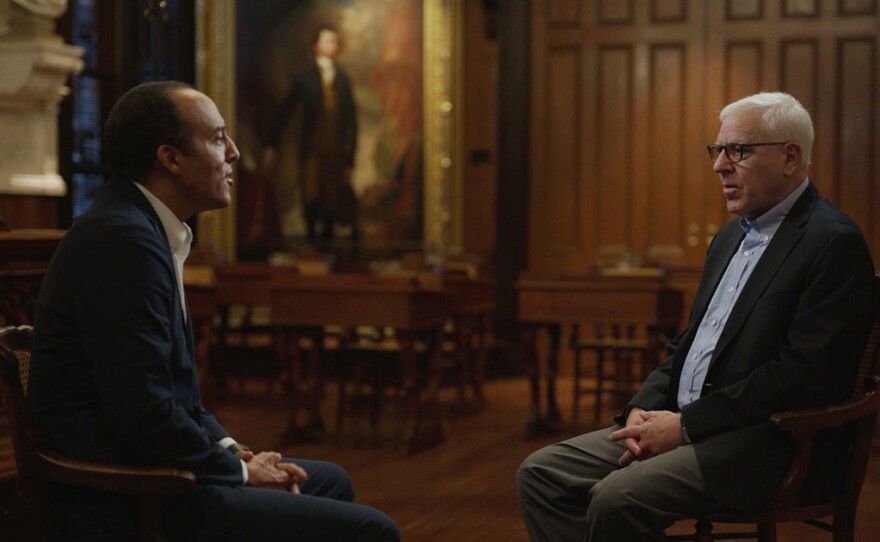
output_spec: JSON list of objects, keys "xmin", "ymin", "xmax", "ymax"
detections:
[{"xmin": 706, "ymin": 141, "xmax": 789, "ymax": 163}]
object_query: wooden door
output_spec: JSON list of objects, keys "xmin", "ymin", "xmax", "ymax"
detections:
[
  {"xmin": 529, "ymin": 0, "xmax": 709, "ymax": 275},
  {"xmin": 704, "ymin": 0, "xmax": 880, "ymax": 267},
  {"xmin": 527, "ymin": 0, "xmax": 880, "ymax": 278}
]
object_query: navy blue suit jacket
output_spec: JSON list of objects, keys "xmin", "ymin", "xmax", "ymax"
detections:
[{"xmin": 29, "ymin": 179, "xmax": 243, "ymax": 524}]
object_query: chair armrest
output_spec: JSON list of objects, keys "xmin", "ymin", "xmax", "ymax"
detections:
[
  {"xmin": 31, "ymin": 449, "xmax": 196, "ymax": 496},
  {"xmin": 770, "ymin": 388, "xmax": 879, "ymax": 434},
  {"xmin": 764, "ymin": 382, "xmax": 879, "ymax": 510}
]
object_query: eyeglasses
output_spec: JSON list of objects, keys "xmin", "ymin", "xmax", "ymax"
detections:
[{"xmin": 706, "ymin": 142, "xmax": 787, "ymax": 163}]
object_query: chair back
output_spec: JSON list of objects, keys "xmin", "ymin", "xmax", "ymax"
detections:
[
  {"xmin": 0, "ymin": 325, "xmax": 51, "ymax": 539},
  {"xmin": 854, "ymin": 274, "xmax": 880, "ymax": 394},
  {"xmin": 834, "ymin": 273, "xmax": 880, "ymax": 517},
  {"xmin": 0, "ymin": 325, "xmax": 35, "ymax": 478},
  {"xmin": 1, "ymin": 326, "xmax": 196, "ymax": 541}
]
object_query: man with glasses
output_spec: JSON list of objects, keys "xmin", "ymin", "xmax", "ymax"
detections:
[{"xmin": 517, "ymin": 92, "xmax": 876, "ymax": 541}]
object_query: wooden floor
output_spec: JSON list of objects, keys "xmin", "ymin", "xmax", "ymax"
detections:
[{"xmin": 211, "ymin": 376, "xmax": 880, "ymax": 542}]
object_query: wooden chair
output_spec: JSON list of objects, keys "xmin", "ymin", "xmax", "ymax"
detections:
[
  {"xmin": 0, "ymin": 325, "xmax": 195, "ymax": 541},
  {"xmin": 570, "ymin": 322, "xmax": 658, "ymax": 425},
  {"xmin": 668, "ymin": 273, "xmax": 880, "ymax": 542},
  {"xmin": 213, "ymin": 262, "xmax": 278, "ymax": 395},
  {"xmin": 569, "ymin": 295, "xmax": 680, "ymax": 426}
]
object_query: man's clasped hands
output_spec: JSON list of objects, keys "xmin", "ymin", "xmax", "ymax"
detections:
[{"xmin": 610, "ymin": 408, "xmax": 687, "ymax": 466}]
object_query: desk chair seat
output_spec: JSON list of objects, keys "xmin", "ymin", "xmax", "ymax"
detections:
[
  {"xmin": 0, "ymin": 325, "xmax": 195, "ymax": 542},
  {"xmin": 332, "ymin": 329, "xmax": 438, "ymax": 446},
  {"xmin": 570, "ymin": 322, "xmax": 664, "ymax": 426}
]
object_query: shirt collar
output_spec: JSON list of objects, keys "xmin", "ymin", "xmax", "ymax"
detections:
[
  {"xmin": 133, "ymin": 182, "xmax": 193, "ymax": 256},
  {"xmin": 316, "ymin": 56, "xmax": 335, "ymax": 79},
  {"xmin": 739, "ymin": 178, "xmax": 810, "ymax": 237}
]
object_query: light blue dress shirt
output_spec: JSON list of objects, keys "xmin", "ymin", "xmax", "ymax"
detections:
[{"xmin": 677, "ymin": 179, "xmax": 810, "ymax": 408}]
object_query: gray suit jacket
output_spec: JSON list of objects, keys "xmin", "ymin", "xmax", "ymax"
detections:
[{"xmin": 624, "ymin": 182, "xmax": 876, "ymax": 511}]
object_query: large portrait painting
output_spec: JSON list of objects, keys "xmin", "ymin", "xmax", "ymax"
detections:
[{"xmin": 234, "ymin": 0, "xmax": 424, "ymax": 259}]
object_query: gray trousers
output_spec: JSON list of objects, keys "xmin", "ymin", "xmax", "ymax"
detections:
[{"xmin": 516, "ymin": 426, "xmax": 724, "ymax": 542}]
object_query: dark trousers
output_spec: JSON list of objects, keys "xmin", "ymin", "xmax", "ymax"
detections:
[{"xmin": 50, "ymin": 459, "xmax": 399, "ymax": 542}]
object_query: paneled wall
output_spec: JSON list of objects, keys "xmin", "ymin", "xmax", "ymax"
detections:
[
  {"xmin": 528, "ymin": 0, "xmax": 880, "ymax": 279},
  {"xmin": 463, "ymin": 1, "xmax": 499, "ymax": 260}
]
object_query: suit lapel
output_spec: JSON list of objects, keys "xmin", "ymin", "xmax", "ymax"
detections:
[
  {"xmin": 691, "ymin": 226, "xmax": 744, "ymax": 328},
  {"xmin": 113, "ymin": 178, "xmax": 195, "ymax": 359},
  {"xmin": 710, "ymin": 183, "xmax": 817, "ymax": 363}
]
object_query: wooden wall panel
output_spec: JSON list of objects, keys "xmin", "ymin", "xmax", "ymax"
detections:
[
  {"xmin": 727, "ymin": 0, "xmax": 763, "ymax": 19},
  {"xmin": 528, "ymin": 0, "xmax": 880, "ymax": 281},
  {"xmin": 780, "ymin": 41, "xmax": 819, "ymax": 128},
  {"xmin": 836, "ymin": 38, "xmax": 875, "ymax": 242},
  {"xmin": 651, "ymin": 0, "xmax": 688, "ymax": 22},
  {"xmin": 530, "ymin": 0, "xmax": 708, "ymax": 274},
  {"xmin": 780, "ymin": 40, "xmax": 822, "ymax": 191},
  {"xmin": 703, "ymin": 0, "xmax": 880, "ymax": 266},
  {"xmin": 783, "ymin": 0, "xmax": 819, "ymax": 17},
  {"xmin": 599, "ymin": 0, "xmax": 634, "ymax": 24},
  {"xmin": 839, "ymin": 0, "xmax": 877, "ymax": 16},
  {"xmin": 0, "ymin": 196, "xmax": 58, "ymax": 229},
  {"xmin": 647, "ymin": 45, "xmax": 687, "ymax": 259},
  {"xmin": 596, "ymin": 47, "xmax": 633, "ymax": 257},
  {"xmin": 548, "ymin": 0, "xmax": 581, "ymax": 25},
  {"xmin": 725, "ymin": 44, "xmax": 763, "ymax": 104},
  {"xmin": 543, "ymin": 48, "xmax": 582, "ymax": 254},
  {"xmin": 462, "ymin": 2, "xmax": 498, "ymax": 260}
]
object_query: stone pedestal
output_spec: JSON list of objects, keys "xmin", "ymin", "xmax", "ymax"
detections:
[{"xmin": 0, "ymin": 0, "xmax": 82, "ymax": 200}]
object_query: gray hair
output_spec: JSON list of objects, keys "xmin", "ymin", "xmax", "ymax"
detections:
[{"xmin": 720, "ymin": 92, "xmax": 814, "ymax": 169}]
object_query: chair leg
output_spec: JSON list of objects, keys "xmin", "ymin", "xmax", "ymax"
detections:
[
  {"xmin": 757, "ymin": 522, "xmax": 777, "ymax": 542},
  {"xmin": 572, "ymin": 347, "xmax": 581, "ymax": 427},
  {"xmin": 335, "ymin": 368, "xmax": 347, "ymax": 436},
  {"xmin": 138, "ymin": 496, "xmax": 168, "ymax": 542},
  {"xmin": 694, "ymin": 518, "xmax": 715, "ymax": 542},
  {"xmin": 595, "ymin": 348, "xmax": 605, "ymax": 422},
  {"xmin": 832, "ymin": 512, "xmax": 855, "ymax": 542}
]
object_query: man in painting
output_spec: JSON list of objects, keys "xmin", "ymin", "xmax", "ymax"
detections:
[{"xmin": 271, "ymin": 23, "xmax": 359, "ymax": 248}]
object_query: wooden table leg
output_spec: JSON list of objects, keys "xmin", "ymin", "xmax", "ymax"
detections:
[
  {"xmin": 282, "ymin": 327, "xmax": 325, "ymax": 442},
  {"xmin": 522, "ymin": 324, "xmax": 542, "ymax": 437},
  {"xmin": 470, "ymin": 311, "xmax": 490, "ymax": 410},
  {"xmin": 453, "ymin": 312, "xmax": 488, "ymax": 417},
  {"xmin": 454, "ymin": 313, "xmax": 472, "ymax": 415},
  {"xmin": 303, "ymin": 326, "xmax": 325, "ymax": 436},
  {"xmin": 523, "ymin": 323, "xmax": 562, "ymax": 438},
  {"xmin": 400, "ymin": 327, "xmax": 445, "ymax": 456},
  {"xmin": 544, "ymin": 323, "xmax": 562, "ymax": 429}
]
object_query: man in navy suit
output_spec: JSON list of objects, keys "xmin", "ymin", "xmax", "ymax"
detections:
[
  {"xmin": 517, "ymin": 92, "xmax": 876, "ymax": 541},
  {"xmin": 28, "ymin": 81, "xmax": 399, "ymax": 541}
]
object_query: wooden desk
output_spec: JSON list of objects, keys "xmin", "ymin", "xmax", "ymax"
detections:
[
  {"xmin": 270, "ymin": 274, "xmax": 452, "ymax": 456},
  {"xmin": 371, "ymin": 270, "xmax": 495, "ymax": 415},
  {"xmin": 517, "ymin": 274, "xmax": 683, "ymax": 435}
]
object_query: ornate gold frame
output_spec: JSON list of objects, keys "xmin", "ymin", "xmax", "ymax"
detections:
[{"xmin": 195, "ymin": 0, "xmax": 462, "ymax": 261}]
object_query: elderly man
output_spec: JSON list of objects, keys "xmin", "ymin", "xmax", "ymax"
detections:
[{"xmin": 517, "ymin": 92, "xmax": 876, "ymax": 541}]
